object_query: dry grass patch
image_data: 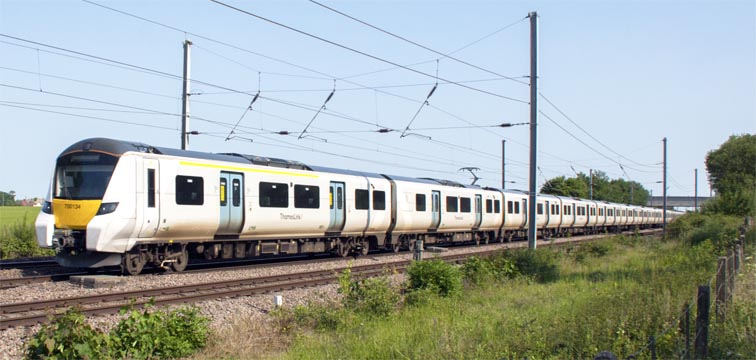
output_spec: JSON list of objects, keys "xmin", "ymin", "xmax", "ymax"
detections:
[{"xmin": 190, "ymin": 316, "xmax": 290, "ymax": 360}]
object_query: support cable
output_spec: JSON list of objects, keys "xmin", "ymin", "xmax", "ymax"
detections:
[
  {"xmin": 400, "ymin": 60, "xmax": 438, "ymax": 138},
  {"xmin": 298, "ymin": 80, "xmax": 336, "ymax": 140},
  {"xmin": 309, "ymin": 0, "xmax": 529, "ymax": 85},
  {"xmin": 209, "ymin": 0, "xmax": 528, "ymax": 104}
]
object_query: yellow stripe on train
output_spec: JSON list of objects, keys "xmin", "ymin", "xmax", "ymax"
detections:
[
  {"xmin": 52, "ymin": 199, "xmax": 101, "ymax": 230},
  {"xmin": 179, "ymin": 161, "xmax": 319, "ymax": 178}
]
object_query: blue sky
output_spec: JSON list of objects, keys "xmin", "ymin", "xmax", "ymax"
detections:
[{"xmin": 1, "ymin": 0, "xmax": 754, "ymax": 201}]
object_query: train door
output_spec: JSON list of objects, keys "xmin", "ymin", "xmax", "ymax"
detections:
[
  {"xmin": 520, "ymin": 199, "xmax": 527, "ymax": 227},
  {"xmin": 545, "ymin": 200, "xmax": 551, "ymax": 226},
  {"xmin": 218, "ymin": 172, "xmax": 244, "ymax": 234},
  {"xmin": 430, "ymin": 190, "xmax": 441, "ymax": 229},
  {"xmin": 138, "ymin": 161, "xmax": 160, "ymax": 238},
  {"xmin": 328, "ymin": 182, "xmax": 345, "ymax": 232},
  {"xmin": 474, "ymin": 194, "xmax": 482, "ymax": 228}
]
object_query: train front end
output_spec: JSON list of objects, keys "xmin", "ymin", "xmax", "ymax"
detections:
[{"xmin": 35, "ymin": 139, "xmax": 135, "ymax": 268}]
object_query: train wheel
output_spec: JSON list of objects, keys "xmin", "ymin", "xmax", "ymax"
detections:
[
  {"xmin": 122, "ymin": 252, "xmax": 145, "ymax": 276},
  {"xmin": 337, "ymin": 242, "xmax": 351, "ymax": 257},
  {"xmin": 392, "ymin": 241, "xmax": 401, "ymax": 253},
  {"xmin": 171, "ymin": 247, "xmax": 189, "ymax": 272},
  {"xmin": 359, "ymin": 241, "xmax": 370, "ymax": 256}
]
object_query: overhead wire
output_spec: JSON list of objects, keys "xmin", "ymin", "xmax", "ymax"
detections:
[
  {"xmin": 79, "ymin": 1, "xmax": 524, "ymax": 159},
  {"xmin": 8, "ymin": 4, "xmax": 532, "ymax": 185},
  {"xmin": 0, "ymin": 103, "xmax": 178, "ymax": 131},
  {"xmin": 209, "ymin": 0, "xmax": 528, "ymax": 104},
  {"xmin": 309, "ymin": 0, "xmax": 529, "ymax": 86},
  {"xmin": 338, "ymin": 16, "xmax": 528, "ymax": 81},
  {"xmin": 539, "ymin": 92, "xmax": 661, "ymax": 170}
]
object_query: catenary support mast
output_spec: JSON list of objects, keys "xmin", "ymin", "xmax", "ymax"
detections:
[
  {"xmin": 181, "ymin": 40, "xmax": 192, "ymax": 150},
  {"xmin": 527, "ymin": 11, "xmax": 538, "ymax": 249}
]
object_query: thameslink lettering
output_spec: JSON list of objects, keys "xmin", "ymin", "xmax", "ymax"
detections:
[{"xmin": 280, "ymin": 213, "xmax": 302, "ymax": 220}]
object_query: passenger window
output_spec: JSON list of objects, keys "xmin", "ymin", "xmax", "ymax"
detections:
[
  {"xmin": 446, "ymin": 196, "xmax": 458, "ymax": 212},
  {"xmin": 259, "ymin": 182, "xmax": 288, "ymax": 208},
  {"xmin": 537, "ymin": 203, "xmax": 543, "ymax": 215},
  {"xmin": 485, "ymin": 199, "xmax": 493, "ymax": 213},
  {"xmin": 147, "ymin": 169, "xmax": 156, "ymax": 208},
  {"xmin": 507, "ymin": 201, "xmax": 513, "ymax": 214},
  {"xmin": 373, "ymin": 190, "xmax": 386, "ymax": 210},
  {"xmin": 494, "ymin": 200, "xmax": 500, "ymax": 214},
  {"xmin": 460, "ymin": 197, "xmax": 471, "ymax": 213},
  {"xmin": 355, "ymin": 189, "xmax": 369, "ymax": 210},
  {"xmin": 416, "ymin": 194, "xmax": 426, "ymax": 212},
  {"xmin": 219, "ymin": 177, "xmax": 227, "ymax": 206},
  {"xmin": 294, "ymin": 185, "xmax": 319, "ymax": 209},
  {"xmin": 232, "ymin": 179, "xmax": 241, "ymax": 207},
  {"xmin": 336, "ymin": 188, "xmax": 343, "ymax": 210},
  {"xmin": 514, "ymin": 201, "xmax": 520, "ymax": 214},
  {"xmin": 176, "ymin": 175, "xmax": 204, "ymax": 205}
]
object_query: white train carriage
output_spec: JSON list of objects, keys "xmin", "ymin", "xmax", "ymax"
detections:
[
  {"xmin": 501, "ymin": 190, "xmax": 528, "ymax": 238},
  {"xmin": 37, "ymin": 138, "xmax": 676, "ymax": 275},
  {"xmin": 386, "ymin": 177, "xmax": 503, "ymax": 246},
  {"xmin": 586, "ymin": 200, "xmax": 599, "ymax": 230},
  {"xmin": 535, "ymin": 194, "xmax": 562, "ymax": 238}
]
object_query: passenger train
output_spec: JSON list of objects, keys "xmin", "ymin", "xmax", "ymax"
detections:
[{"xmin": 35, "ymin": 138, "xmax": 680, "ymax": 275}]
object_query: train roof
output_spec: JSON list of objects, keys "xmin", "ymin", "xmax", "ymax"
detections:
[{"xmin": 61, "ymin": 139, "xmax": 488, "ymax": 188}]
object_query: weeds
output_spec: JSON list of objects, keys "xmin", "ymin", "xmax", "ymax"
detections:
[
  {"xmin": 24, "ymin": 303, "xmax": 209, "ymax": 360},
  {"xmin": 405, "ymin": 258, "xmax": 462, "ymax": 300},
  {"xmin": 0, "ymin": 216, "xmax": 53, "ymax": 259}
]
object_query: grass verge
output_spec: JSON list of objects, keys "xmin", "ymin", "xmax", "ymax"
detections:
[{"xmin": 194, "ymin": 233, "xmax": 755, "ymax": 359}]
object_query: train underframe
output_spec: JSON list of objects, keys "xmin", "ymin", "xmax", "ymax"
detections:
[{"xmin": 53, "ymin": 223, "xmax": 660, "ymax": 275}]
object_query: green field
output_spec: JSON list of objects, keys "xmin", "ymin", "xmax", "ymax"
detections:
[{"xmin": 0, "ymin": 206, "xmax": 40, "ymax": 228}]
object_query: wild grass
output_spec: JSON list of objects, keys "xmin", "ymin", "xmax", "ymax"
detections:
[
  {"xmin": 193, "ymin": 226, "xmax": 755, "ymax": 360},
  {"xmin": 0, "ymin": 207, "xmax": 51, "ymax": 259},
  {"xmin": 0, "ymin": 206, "xmax": 40, "ymax": 228}
]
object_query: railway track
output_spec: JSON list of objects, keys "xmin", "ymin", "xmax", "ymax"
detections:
[
  {"xmin": 0, "ymin": 229, "xmax": 661, "ymax": 330},
  {"xmin": 0, "ymin": 258, "xmax": 58, "ymax": 270}
]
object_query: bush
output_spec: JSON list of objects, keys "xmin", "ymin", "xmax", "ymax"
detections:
[
  {"xmin": 25, "ymin": 304, "xmax": 209, "ymax": 360},
  {"xmin": 0, "ymin": 218, "xmax": 54, "ymax": 259},
  {"xmin": 338, "ymin": 268, "xmax": 400, "ymax": 318},
  {"xmin": 405, "ymin": 259, "xmax": 462, "ymax": 299},
  {"xmin": 461, "ymin": 255, "xmax": 517, "ymax": 286},
  {"xmin": 571, "ymin": 242, "xmax": 613, "ymax": 263},
  {"xmin": 667, "ymin": 213, "xmax": 742, "ymax": 251},
  {"xmin": 25, "ymin": 308, "xmax": 111, "ymax": 360},
  {"xmin": 502, "ymin": 248, "xmax": 560, "ymax": 283},
  {"xmin": 110, "ymin": 304, "xmax": 208, "ymax": 360}
]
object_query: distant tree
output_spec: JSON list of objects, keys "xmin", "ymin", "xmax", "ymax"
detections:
[
  {"xmin": 704, "ymin": 134, "xmax": 756, "ymax": 217},
  {"xmin": 540, "ymin": 176, "xmax": 587, "ymax": 198},
  {"xmin": 540, "ymin": 173, "xmax": 649, "ymax": 205},
  {"xmin": 0, "ymin": 191, "xmax": 17, "ymax": 206}
]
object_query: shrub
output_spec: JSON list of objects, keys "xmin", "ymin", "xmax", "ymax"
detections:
[
  {"xmin": 405, "ymin": 259, "xmax": 462, "ymax": 299},
  {"xmin": 667, "ymin": 213, "xmax": 742, "ymax": 251},
  {"xmin": 572, "ymin": 242, "xmax": 612, "ymax": 263},
  {"xmin": 461, "ymin": 255, "xmax": 517, "ymax": 286},
  {"xmin": 110, "ymin": 304, "xmax": 208, "ymax": 360},
  {"xmin": 25, "ymin": 308, "xmax": 111, "ymax": 360},
  {"xmin": 502, "ymin": 248, "xmax": 560, "ymax": 283},
  {"xmin": 288, "ymin": 303, "xmax": 347, "ymax": 331},
  {"xmin": 338, "ymin": 268, "xmax": 400, "ymax": 318},
  {"xmin": 0, "ymin": 218, "xmax": 54, "ymax": 259}
]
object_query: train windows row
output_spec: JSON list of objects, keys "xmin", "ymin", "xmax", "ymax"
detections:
[
  {"xmin": 507, "ymin": 201, "xmax": 521, "ymax": 214},
  {"xmin": 485, "ymin": 199, "xmax": 501, "ymax": 214}
]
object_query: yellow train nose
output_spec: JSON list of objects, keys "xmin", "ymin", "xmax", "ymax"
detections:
[{"xmin": 52, "ymin": 199, "xmax": 102, "ymax": 230}]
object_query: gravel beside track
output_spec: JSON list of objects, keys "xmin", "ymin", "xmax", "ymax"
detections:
[{"xmin": 0, "ymin": 230, "xmax": 660, "ymax": 359}]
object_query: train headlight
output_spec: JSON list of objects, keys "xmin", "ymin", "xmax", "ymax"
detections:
[
  {"xmin": 96, "ymin": 202, "xmax": 119, "ymax": 215},
  {"xmin": 42, "ymin": 201, "xmax": 53, "ymax": 214}
]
